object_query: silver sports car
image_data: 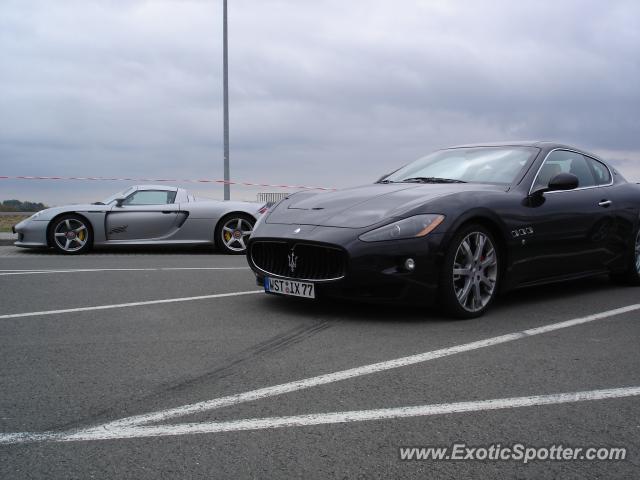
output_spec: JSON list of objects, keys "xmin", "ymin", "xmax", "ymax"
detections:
[{"xmin": 13, "ymin": 185, "xmax": 267, "ymax": 254}]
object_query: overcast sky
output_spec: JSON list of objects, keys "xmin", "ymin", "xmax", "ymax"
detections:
[{"xmin": 1, "ymin": 0, "xmax": 639, "ymax": 204}]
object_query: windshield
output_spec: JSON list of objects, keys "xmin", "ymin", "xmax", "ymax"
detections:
[
  {"xmin": 383, "ymin": 147, "xmax": 539, "ymax": 185},
  {"xmin": 100, "ymin": 187, "xmax": 135, "ymax": 205}
]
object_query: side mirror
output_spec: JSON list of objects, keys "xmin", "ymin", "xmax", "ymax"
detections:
[
  {"xmin": 548, "ymin": 172, "xmax": 579, "ymax": 192},
  {"xmin": 115, "ymin": 197, "xmax": 126, "ymax": 207},
  {"xmin": 531, "ymin": 172, "xmax": 579, "ymax": 197}
]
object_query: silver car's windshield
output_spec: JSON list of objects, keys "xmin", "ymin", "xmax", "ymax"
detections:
[
  {"xmin": 101, "ymin": 187, "xmax": 135, "ymax": 205},
  {"xmin": 383, "ymin": 147, "xmax": 539, "ymax": 185}
]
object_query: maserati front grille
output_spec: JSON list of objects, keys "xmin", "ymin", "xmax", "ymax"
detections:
[{"xmin": 250, "ymin": 241, "xmax": 347, "ymax": 281}]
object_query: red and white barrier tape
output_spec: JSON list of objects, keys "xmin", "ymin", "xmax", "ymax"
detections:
[{"xmin": 0, "ymin": 175, "xmax": 335, "ymax": 191}]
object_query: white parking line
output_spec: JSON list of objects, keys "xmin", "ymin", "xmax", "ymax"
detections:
[
  {"xmin": 3, "ymin": 386, "xmax": 639, "ymax": 443},
  {"xmin": 2, "ymin": 303, "xmax": 638, "ymax": 445},
  {"xmin": 0, "ymin": 290, "xmax": 262, "ymax": 320},
  {"xmin": 1, "ymin": 302, "xmax": 637, "ymax": 447},
  {"xmin": 95, "ymin": 303, "xmax": 640, "ymax": 431},
  {"xmin": 0, "ymin": 267, "xmax": 249, "ymax": 276}
]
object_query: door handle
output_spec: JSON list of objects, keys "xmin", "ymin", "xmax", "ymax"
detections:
[{"xmin": 598, "ymin": 200, "xmax": 612, "ymax": 208}]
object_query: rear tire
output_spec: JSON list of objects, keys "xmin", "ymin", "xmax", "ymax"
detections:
[
  {"xmin": 48, "ymin": 214, "xmax": 93, "ymax": 255},
  {"xmin": 610, "ymin": 227, "xmax": 640, "ymax": 286},
  {"xmin": 439, "ymin": 224, "xmax": 500, "ymax": 319},
  {"xmin": 215, "ymin": 213, "xmax": 255, "ymax": 255}
]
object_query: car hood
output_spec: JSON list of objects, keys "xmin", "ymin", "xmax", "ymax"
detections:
[
  {"xmin": 31, "ymin": 204, "xmax": 112, "ymax": 221},
  {"xmin": 266, "ymin": 183, "xmax": 506, "ymax": 228}
]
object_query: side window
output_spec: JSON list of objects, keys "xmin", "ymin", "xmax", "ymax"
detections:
[
  {"xmin": 124, "ymin": 190, "xmax": 176, "ymax": 205},
  {"xmin": 587, "ymin": 157, "xmax": 612, "ymax": 185},
  {"xmin": 532, "ymin": 151, "xmax": 596, "ymax": 190}
]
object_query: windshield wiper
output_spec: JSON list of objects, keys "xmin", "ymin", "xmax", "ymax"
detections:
[
  {"xmin": 401, "ymin": 177, "xmax": 467, "ymax": 184},
  {"xmin": 376, "ymin": 179, "xmax": 395, "ymax": 184},
  {"xmin": 92, "ymin": 202, "xmax": 105, "ymax": 205}
]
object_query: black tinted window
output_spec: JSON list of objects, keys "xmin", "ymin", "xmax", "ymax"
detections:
[
  {"xmin": 533, "ymin": 151, "xmax": 595, "ymax": 190},
  {"xmin": 587, "ymin": 157, "xmax": 612, "ymax": 185}
]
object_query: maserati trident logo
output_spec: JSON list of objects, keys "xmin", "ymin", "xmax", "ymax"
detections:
[{"xmin": 288, "ymin": 248, "xmax": 298, "ymax": 273}]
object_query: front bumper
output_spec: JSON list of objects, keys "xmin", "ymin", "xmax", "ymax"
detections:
[
  {"xmin": 248, "ymin": 224, "xmax": 446, "ymax": 305},
  {"xmin": 12, "ymin": 219, "xmax": 49, "ymax": 248}
]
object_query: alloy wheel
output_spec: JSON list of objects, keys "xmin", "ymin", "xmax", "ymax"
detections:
[
  {"xmin": 53, "ymin": 218, "xmax": 89, "ymax": 253},
  {"xmin": 635, "ymin": 229, "xmax": 640, "ymax": 274},
  {"xmin": 221, "ymin": 217, "xmax": 253, "ymax": 252},
  {"xmin": 452, "ymin": 231, "xmax": 498, "ymax": 312}
]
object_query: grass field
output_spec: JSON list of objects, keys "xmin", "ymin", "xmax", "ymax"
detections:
[{"xmin": 0, "ymin": 215, "xmax": 27, "ymax": 233}]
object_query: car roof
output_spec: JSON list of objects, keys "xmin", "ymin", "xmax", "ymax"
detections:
[
  {"xmin": 133, "ymin": 185, "xmax": 179, "ymax": 191},
  {"xmin": 445, "ymin": 140, "xmax": 583, "ymax": 150}
]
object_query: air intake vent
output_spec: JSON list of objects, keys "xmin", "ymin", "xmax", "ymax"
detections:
[{"xmin": 251, "ymin": 241, "xmax": 347, "ymax": 281}]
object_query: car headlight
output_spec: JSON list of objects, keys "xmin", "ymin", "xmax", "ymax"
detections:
[
  {"xmin": 359, "ymin": 214, "xmax": 445, "ymax": 242},
  {"xmin": 28, "ymin": 211, "xmax": 43, "ymax": 220}
]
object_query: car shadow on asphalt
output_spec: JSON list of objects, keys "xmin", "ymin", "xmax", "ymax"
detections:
[
  {"xmin": 496, "ymin": 275, "xmax": 621, "ymax": 309},
  {"xmin": 8, "ymin": 245, "xmax": 225, "ymax": 255},
  {"xmin": 259, "ymin": 275, "xmax": 624, "ymax": 323}
]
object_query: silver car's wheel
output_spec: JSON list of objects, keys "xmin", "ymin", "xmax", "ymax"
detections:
[
  {"xmin": 49, "ymin": 215, "xmax": 92, "ymax": 254},
  {"xmin": 217, "ymin": 214, "xmax": 254, "ymax": 254},
  {"xmin": 452, "ymin": 231, "xmax": 498, "ymax": 313}
]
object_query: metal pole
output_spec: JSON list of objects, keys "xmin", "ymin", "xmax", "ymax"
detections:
[{"xmin": 222, "ymin": 0, "xmax": 230, "ymax": 200}]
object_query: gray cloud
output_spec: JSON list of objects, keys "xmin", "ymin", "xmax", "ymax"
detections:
[{"xmin": 1, "ymin": 0, "xmax": 639, "ymax": 204}]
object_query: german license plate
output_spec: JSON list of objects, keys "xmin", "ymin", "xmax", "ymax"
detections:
[{"xmin": 265, "ymin": 277, "xmax": 315, "ymax": 299}]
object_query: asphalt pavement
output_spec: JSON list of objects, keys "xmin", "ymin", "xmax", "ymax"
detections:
[{"xmin": 0, "ymin": 245, "xmax": 639, "ymax": 479}]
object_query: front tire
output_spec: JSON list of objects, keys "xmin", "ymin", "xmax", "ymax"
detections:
[
  {"xmin": 439, "ymin": 224, "xmax": 500, "ymax": 319},
  {"xmin": 48, "ymin": 214, "xmax": 93, "ymax": 255},
  {"xmin": 215, "ymin": 213, "xmax": 255, "ymax": 255}
]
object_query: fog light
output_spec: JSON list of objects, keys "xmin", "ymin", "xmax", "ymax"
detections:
[{"xmin": 404, "ymin": 258, "xmax": 416, "ymax": 271}]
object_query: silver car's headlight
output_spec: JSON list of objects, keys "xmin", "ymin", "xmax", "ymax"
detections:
[
  {"xmin": 359, "ymin": 214, "xmax": 445, "ymax": 242},
  {"xmin": 28, "ymin": 211, "xmax": 43, "ymax": 220}
]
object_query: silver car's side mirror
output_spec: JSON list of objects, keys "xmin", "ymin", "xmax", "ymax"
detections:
[{"xmin": 115, "ymin": 197, "xmax": 126, "ymax": 207}]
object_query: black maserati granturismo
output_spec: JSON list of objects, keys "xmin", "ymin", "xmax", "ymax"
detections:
[{"xmin": 247, "ymin": 142, "xmax": 640, "ymax": 318}]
